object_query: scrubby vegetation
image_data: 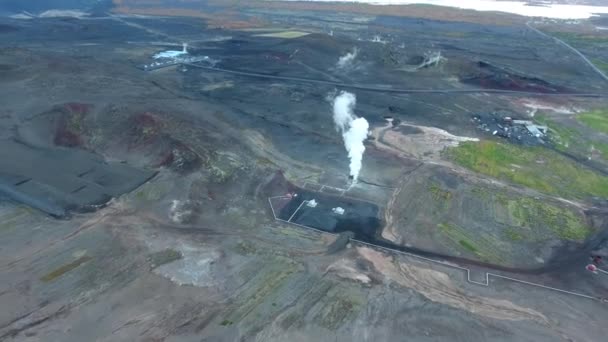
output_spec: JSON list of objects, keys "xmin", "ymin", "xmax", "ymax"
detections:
[
  {"xmin": 551, "ymin": 31, "xmax": 608, "ymax": 46},
  {"xmin": 148, "ymin": 249, "xmax": 182, "ymax": 268},
  {"xmin": 40, "ymin": 255, "xmax": 92, "ymax": 282},
  {"xmin": 437, "ymin": 223, "xmax": 505, "ymax": 264},
  {"xmin": 445, "ymin": 140, "xmax": 608, "ymax": 199},
  {"xmin": 592, "ymin": 59, "xmax": 608, "ymax": 75},
  {"xmin": 535, "ymin": 113, "xmax": 608, "ymax": 159},
  {"xmin": 506, "ymin": 197, "xmax": 591, "ymax": 241},
  {"xmin": 534, "ymin": 114, "xmax": 578, "ymax": 151},
  {"xmin": 578, "ymin": 109, "xmax": 608, "ymax": 134}
]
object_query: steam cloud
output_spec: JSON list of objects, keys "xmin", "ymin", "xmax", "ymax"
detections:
[
  {"xmin": 336, "ymin": 48, "xmax": 358, "ymax": 69},
  {"xmin": 332, "ymin": 91, "xmax": 369, "ymax": 181}
]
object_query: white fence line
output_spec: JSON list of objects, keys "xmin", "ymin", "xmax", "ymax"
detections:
[
  {"xmin": 268, "ymin": 196, "xmax": 603, "ymax": 302},
  {"xmin": 287, "ymin": 200, "xmax": 306, "ymax": 222},
  {"xmin": 352, "ymin": 239, "xmax": 599, "ymax": 300},
  {"xmin": 304, "ymin": 182, "xmax": 347, "ymax": 197}
]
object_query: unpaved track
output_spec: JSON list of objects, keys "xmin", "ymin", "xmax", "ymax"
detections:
[
  {"xmin": 186, "ymin": 63, "xmax": 608, "ymax": 97},
  {"xmin": 526, "ymin": 22, "xmax": 608, "ymax": 84}
]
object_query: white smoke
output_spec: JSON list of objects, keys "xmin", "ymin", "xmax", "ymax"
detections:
[
  {"xmin": 336, "ymin": 48, "xmax": 358, "ymax": 69},
  {"xmin": 332, "ymin": 91, "xmax": 370, "ymax": 181},
  {"xmin": 371, "ymin": 35, "xmax": 387, "ymax": 44}
]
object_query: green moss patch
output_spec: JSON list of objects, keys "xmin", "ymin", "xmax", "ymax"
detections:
[
  {"xmin": 313, "ymin": 290, "xmax": 362, "ymax": 330},
  {"xmin": 506, "ymin": 197, "xmax": 591, "ymax": 241},
  {"xmin": 458, "ymin": 239, "xmax": 478, "ymax": 253},
  {"xmin": 148, "ymin": 249, "xmax": 182, "ymax": 268},
  {"xmin": 445, "ymin": 140, "xmax": 608, "ymax": 199},
  {"xmin": 438, "ymin": 223, "xmax": 505, "ymax": 264},
  {"xmin": 551, "ymin": 32, "xmax": 608, "ymax": 46},
  {"xmin": 592, "ymin": 59, "xmax": 608, "ymax": 75},
  {"xmin": 40, "ymin": 255, "xmax": 92, "ymax": 283},
  {"xmin": 535, "ymin": 113, "xmax": 608, "ymax": 160},
  {"xmin": 427, "ymin": 182, "xmax": 453, "ymax": 212},
  {"xmin": 535, "ymin": 114, "xmax": 579, "ymax": 151},
  {"xmin": 428, "ymin": 182, "xmax": 453, "ymax": 201},
  {"xmin": 504, "ymin": 228, "xmax": 524, "ymax": 241},
  {"xmin": 221, "ymin": 258, "xmax": 300, "ymax": 327},
  {"xmin": 578, "ymin": 109, "xmax": 608, "ymax": 135},
  {"xmin": 220, "ymin": 319, "xmax": 234, "ymax": 326},
  {"xmin": 593, "ymin": 142, "xmax": 608, "ymax": 157}
]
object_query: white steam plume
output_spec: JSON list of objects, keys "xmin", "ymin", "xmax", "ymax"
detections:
[
  {"xmin": 336, "ymin": 48, "xmax": 358, "ymax": 69},
  {"xmin": 332, "ymin": 91, "xmax": 369, "ymax": 181}
]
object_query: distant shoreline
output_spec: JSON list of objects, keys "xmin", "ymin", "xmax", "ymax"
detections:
[{"xmin": 272, "ymin": 0, "xmax": 608, "ymax": 19}]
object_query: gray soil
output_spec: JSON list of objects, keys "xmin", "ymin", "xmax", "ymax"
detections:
[{"xmin": 0, "ymin": 6, "xmax": 607, "ymax": 342}]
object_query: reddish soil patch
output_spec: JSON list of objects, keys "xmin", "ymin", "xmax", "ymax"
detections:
[
  {"xmin": 54, "ymin": 126, "xmax": 83, "ymax": 147},
  {"xmin": 460, "ymin": 61, "xmax": 570, "ymax": 93},
  {"xmin": 264, "ymin": 52, "xmax": 291, "ymax": 63},
  {"xmin": 129, "ymin": 112, "xmax": 162, "ymax": 148},
  {"xmin": 261, "ymin": 170, "xmax": 297, "ymax": 198},
  {"xmin": 159, "ymin": 140, "xmax": 201, "ymax": 174},
  {"xmin": 124, "ymin": 112, "xmax": 201, "ymax": 173},
  {"xmin": 53, "ymin": 103, "xmax": 92, "ymax": 148},
  {"xmin": 133, "ymin": 111, "xmax": 159, "ymax": 127},
  {"xmin": 156, "ymin": 150, "xmax": 175, "ymax": 168}
]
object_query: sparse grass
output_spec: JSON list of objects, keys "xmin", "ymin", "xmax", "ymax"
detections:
[
  {"xmin": 280, "ymin": 280, "xmax": 333, "ymax": 330},
  {"xmin": 235, "ymin": 241, "xmax": 258, "ymax": 255},
  {"xmin": 443, "ymin": 31, "xmax": 469, "ymax": 38},
  {"xmin": 67, "ymin": 112, "xmax": 84, "ymax": 132},
  {"xmin": 148, "ymin": 249, "xmax": 182, "ymax": 268},
  {"xmin": 495, "ymin": 193, "xmax": 509, "ymax": 206},
  {"xmin": 534, "ymin": 114, "xmax": 579, "ymax": 150},
  {"xmin": 428, "ymin": 182, "xmax": 452, "ymax": 201},
  {"xmin": 0, "ymin": 207, "xmax": 32, "ymax": 231},
  {"xmin": 437, "ymin": 223, "xmax": 503, "ymax": 263},
  {"xmin": 40, "ymin": 255, "xmax": 92, "ymax": 282},
  {"xmin": 552, "ymin": 32, "xmax": 608, "ymax": 46},
  {"xmin": 133, "ymin": 182, "xmax": 168, "ymax": 202},
  {"xmin": 256, "ymin": 157, "xmax": 276, "ymax": 167},
  {"xmin": 506, "ymin": 197, "xmax": 591, "ymax": 241},
  {"xmin": 458, "ymin": 239, "xmax": 478, "ymax": 253},
  {"xmin": 220, "ymin": 319, "xmax": 234, "ymax": 326},
  {"xmin": 223, "ymin": 259, "xmax": 300, "ymax": 326},
  {"xmin": 578, "ymin": 109, "xmax": 608, "ymax": 134},
  {"xmin": 535, "ymin": 113, "xmax": 608, "ymax": 159},
  {"xmin": 592, "ymin": 59, "xmax": 608, "ymax": 75},
  {"xmin": 477, "ymin": 185, "xmax": 591, "ymax": 242},
  {"xmin": 280, "ymin": 312, "xmax": 300, "ymax": 329},
  {"xmin": 428, "ymin": 182, "xmax": 452, "ymax": 212},
  {"xmin": 504, "ymin": 228, "xmax": 524, "ymax": 241},
  {"xmin": 445, "ymin": 140, "xmax": 608, "ymax": 199},
  {"xmin": 471, "ymin": 187, "xmax": 490, "ymax": 199},
  {"xmin": 593, "ymin": 142, "xmax": 608, "ymax": 158},
  {"xmin": 210, "ymin": 166, "xmax": 228, "ymax": 183},
  {"xmin": 314, "ymin": 291, "xmax": 362, "ymax": 330}
]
